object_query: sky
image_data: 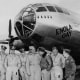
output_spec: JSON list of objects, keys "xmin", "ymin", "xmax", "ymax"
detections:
[{"xmin": 0, "ymin": 0, "xmax": 80, "ymax": 40}]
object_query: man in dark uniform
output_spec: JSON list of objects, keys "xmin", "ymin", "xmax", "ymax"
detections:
[
  {"xmin": 63, "ymin": 49, "xmax": 76, "ymax": 80},
  {"xmin": 38, "ymin": 47, "xmax": 53, "ymax": 80}
]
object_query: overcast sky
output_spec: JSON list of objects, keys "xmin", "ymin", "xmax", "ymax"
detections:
[{"xmin": 0, "ymin": 0, "xmax": 80, "ymax": 40}]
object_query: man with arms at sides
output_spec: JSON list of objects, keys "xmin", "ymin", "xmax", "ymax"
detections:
[
  {"xmin": 19, "ymin": 48, "xmax": 28, "ymax": 80},
  {"xmin": 26, "ymin": 45, "xmax": 41, "ymax": 80},
  {"xmin": 4, "ymin": 46, "xmax": 21, "ymax": 80}
]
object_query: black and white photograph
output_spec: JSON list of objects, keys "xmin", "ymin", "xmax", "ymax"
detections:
[{"xmin": 0, "ymin": 0, "xmax": 80, "ymax": 80}]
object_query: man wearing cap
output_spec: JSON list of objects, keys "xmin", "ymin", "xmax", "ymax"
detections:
[
  {"xmin": 19, "ymin": 48, "xmax": 28, "ymax": 80},
  {"xmin": 51, "ymin": 46, "xmax": 65, "ymax": 80},
  {"xmin": 26, "ymin": 45, "xmax": 41, "ymax": 80},
  {"xmin": 63, "ymin": 49, "xmax": 76, "ymax": 80},
  {"xmin": 0, "ymin": 45, "xmax": 7, "ymax": 80},
  {"xmin": 4, "ymin": 46, "xmax": 21, "ymax": 80}
]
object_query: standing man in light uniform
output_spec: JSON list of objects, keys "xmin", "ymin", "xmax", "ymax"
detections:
[
  {"xmin": 26, "ymin": 45, "xmax": 41, "ymax": 80},
  {"xmin": 4, "ymin": 46, "xmax": 21, "ymax": 80},
  {"xmin": 51, "ymin": 46, "xmax": 65, "ymax": 80},
  {"xmin": 0, "ymin": 45, "xmax": 7, "ymax": 80},
  {"xmin": 19, "ymin": 48, "xmax": 28, "ymax": 80}
]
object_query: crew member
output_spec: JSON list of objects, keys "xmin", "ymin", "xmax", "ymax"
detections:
[
  {"xmin": 26, "ymin": 45, "xmax": 41, "ymax": 80},
  {"xmin": 4, "ymin": 46, "xmax": 21, "ymax": 80},
  {"xmin": 63, "ymin": 49, "xmax": 76, "ymax": 80},
  {"xmin": 38, "ymin": 47, "xmax": 53, "ymax": 80},
  {"xmin": 51, "ymin": 46, "xmax": 65, "ymax": 80},
  {"xmin": 0, "ymin": 45, "xmax": 7, "ymax": 80},
  {"xmin": 19, "ymin": 48, "xmax": 28, "ymax": 80}
]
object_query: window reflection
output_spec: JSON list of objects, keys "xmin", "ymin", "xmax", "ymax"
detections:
[
  {"xmin": 36, "ymin": 7, "xmax": 47, "ymax": 12},
  {"xmin": 46, "ymin": 6, "xmax": 56, "ymax": 12}
]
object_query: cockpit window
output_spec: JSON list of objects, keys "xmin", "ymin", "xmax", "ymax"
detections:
[
  {"xmin": 26, "ymin": 7, "xmax": 32, "ymax": 12},
  {"xmin": 63, "ymin": 9, "xmax": 70, "ymax": 15},
  {"xmin": 55, "ymin": 6, "xmax": 63, "ymax": 13},
  {"xmin": 46, "ymin": 6, "xmax": 56, "ymax": 12},
  {"xmin": 23, "ymin": 7, "xmax": 34, "ymax": 17},
  {"xmin": 36, "ymin": 7, "xmax": 47, "ymax": 12}
]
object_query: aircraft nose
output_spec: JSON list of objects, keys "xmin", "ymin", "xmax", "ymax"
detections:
[
  {"xmin": 14, "ymin": 7, "xmax": 36, "ymax": 39},
  {"xmin": 15, "ymin": 20, "xmax": 35, "ymax": 39}
]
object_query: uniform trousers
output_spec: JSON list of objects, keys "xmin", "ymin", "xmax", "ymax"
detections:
[
  {"xmin": 0, "ymin": 66, "xmax": 6, "ymax": 80},
  {"xmin": 6, "ymin": 66, "xmax": 19, "ymax": 80},
  {"xmin": 51, "ymin": 66, "xmax": 63, "ymax": 80},
  {"xmin": 20, "ymin": 66, "xmax": 28, "ymax": 80},
  {"xmin": 29, "ymin": 65, "xmax": 41, "ymax": 80},
  {"xmin": 42, "ymin": 69, "xmax": 51, "ymax": 80}
]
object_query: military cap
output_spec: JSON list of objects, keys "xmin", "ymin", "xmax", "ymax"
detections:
[
  {"xmin": 37, "ymin": 47, "xmax": 45, "ymax": 52},
  {"xmin": 63, "ymin": 49, "xmax": 71, "ymax": 53}
]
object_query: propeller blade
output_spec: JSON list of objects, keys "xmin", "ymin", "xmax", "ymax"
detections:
[
  {"xmin": 8, "ymin": 19, "xmax": 12, "ymax": 38},
  {"xmin": 0, "ymin": 41, "xmax": 8, "ymax": 44},
  {"xmin": 0, "ymin": 40, "xmax": 9, "ymax": 44}
]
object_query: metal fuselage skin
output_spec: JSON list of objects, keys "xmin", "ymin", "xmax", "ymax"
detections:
[
  {"xmin": 35, "ymin": 12, "xmax": 80, "ymax": 47},
  {"xmin": 14, "ymin": 3, "xmax": 80, "ymax": 50}
]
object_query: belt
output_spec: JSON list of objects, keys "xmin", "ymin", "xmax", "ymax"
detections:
[{"xmin": 30, "ymin": 64, "xmax": 40, "ymax": 66}]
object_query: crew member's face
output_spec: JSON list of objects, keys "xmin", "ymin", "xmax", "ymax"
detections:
[
  {"xmin": 38, "ymin": 51, "xmax": 44, "ymax": 56},
  {"xmin": 63, "ymin": 51, "xmax": 69, "ymax": 59},
  {"xmin": 29, "ymin": 46, "xmax": 36, "ymax": 53},
  {"xmin": 52, "ymin": 48, "xmax": 58, "ymax": 56}
]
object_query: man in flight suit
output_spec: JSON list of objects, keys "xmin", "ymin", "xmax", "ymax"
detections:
[
  {"xmin": 4, "ymin": 46, "xmax": 21, "ymax": 80},
  {"xmin": 0, "ymin": 45, "xmax": 7, "ymax": 80},
  {"xmin": 19, "ymin": 48, "xmax": 28, "ymax": 80},
  {"xmin": 63, "ymin": 49, "xmax": 76, "ymax": 80},
  {"xmin": 26, "ymin": 45, "xmax": 41, "ymax": 80},
  {"xmin": 38, "ymin": 47, "xmax": 53, "ymax": 80},
  {"xmin": 51, "ymin": 46, "xmax": 65, "ymax": 80}
]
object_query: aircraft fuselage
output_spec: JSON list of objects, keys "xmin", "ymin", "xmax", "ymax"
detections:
[{"xmin": 14, "ymin": 3, "xmax": 80, "ymax": 50}]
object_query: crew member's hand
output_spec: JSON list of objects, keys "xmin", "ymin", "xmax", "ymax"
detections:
[{"xmin": 27, "ymin": 73, "xmax": 31, "ymax": 76}]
